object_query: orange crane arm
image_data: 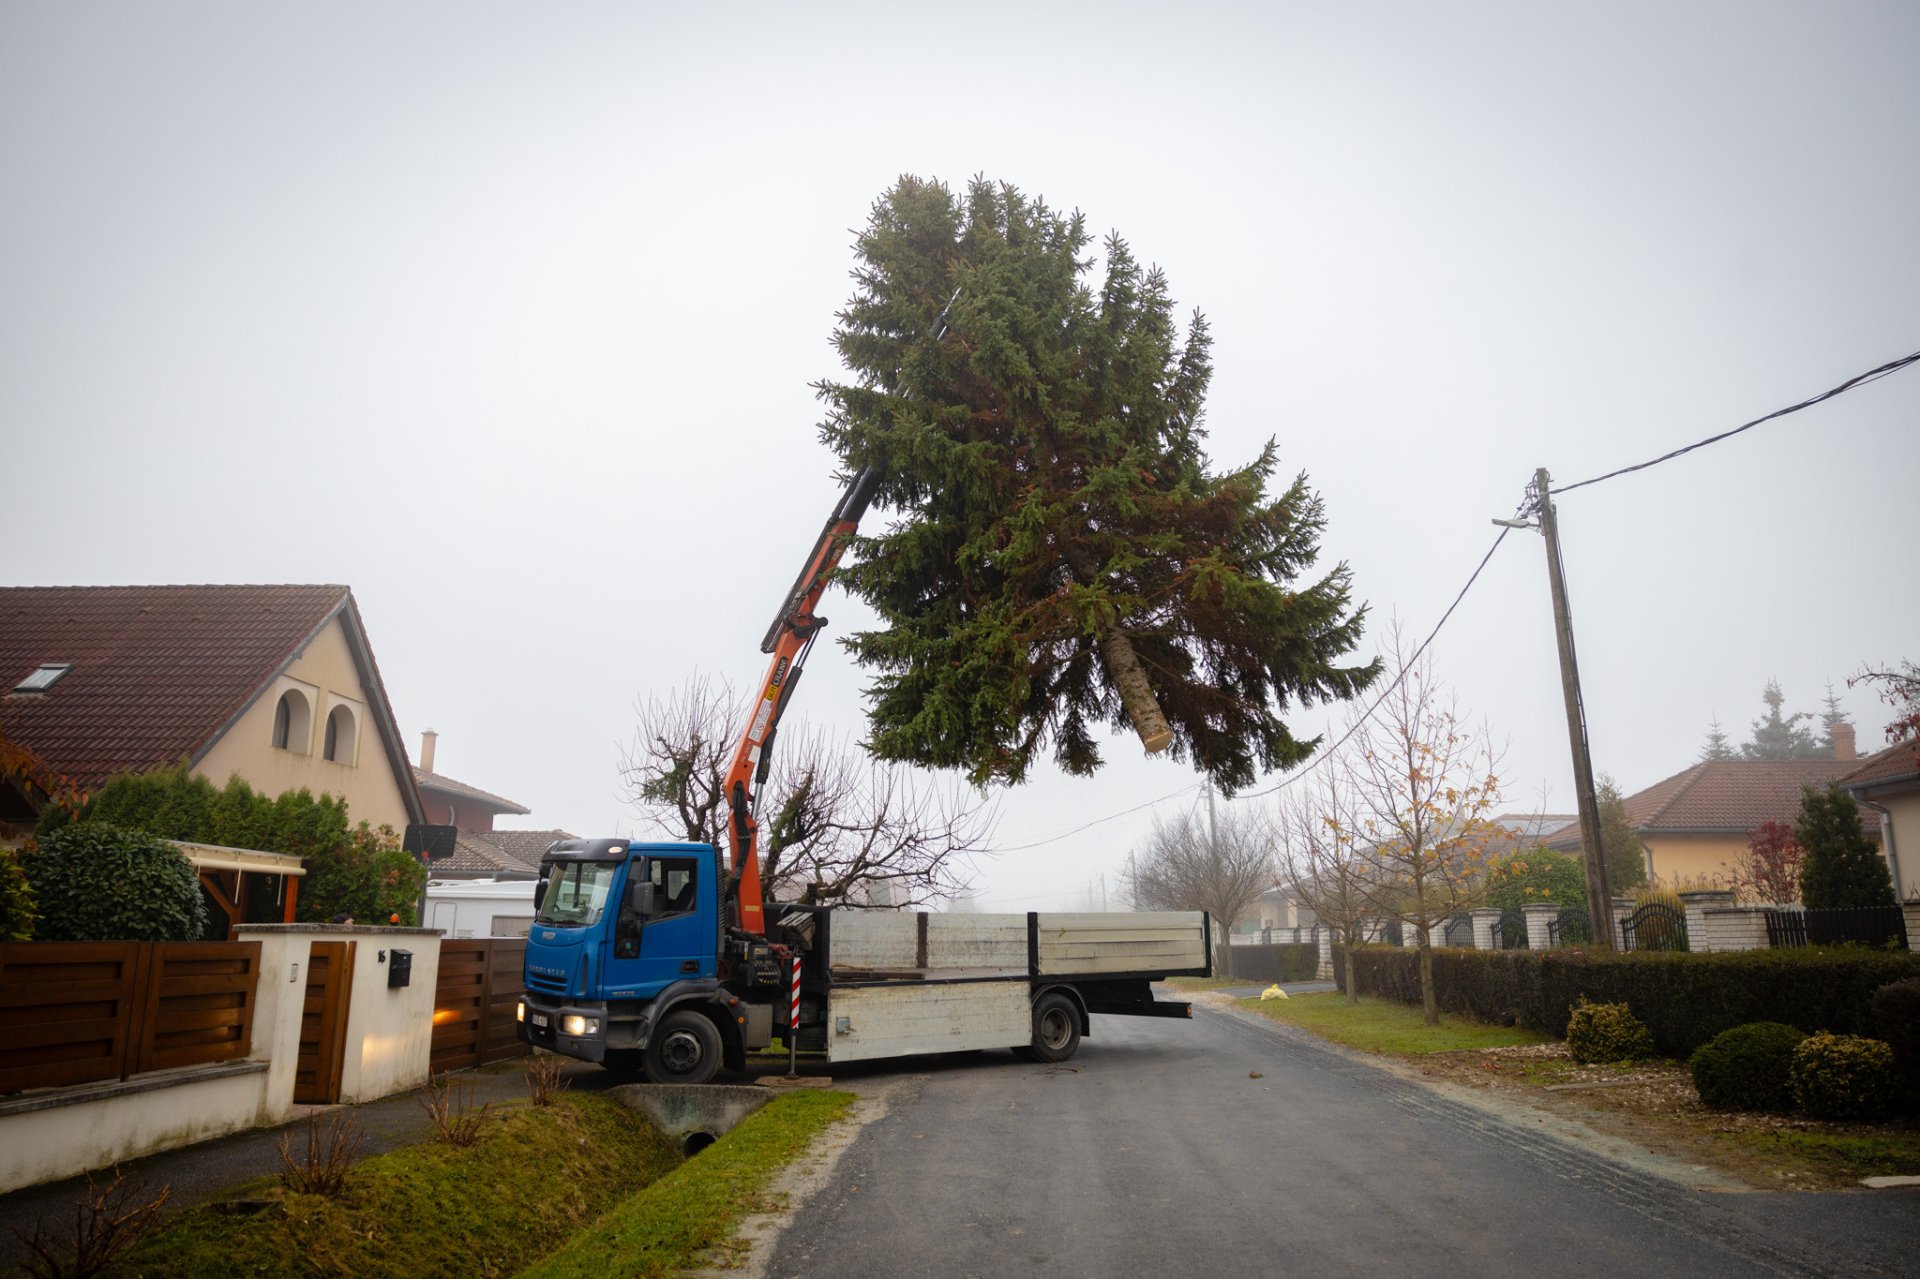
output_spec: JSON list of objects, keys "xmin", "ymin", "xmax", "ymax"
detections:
[{"xmin": 722, "ymin": 468, "xmax": 881, "ymax": 935}]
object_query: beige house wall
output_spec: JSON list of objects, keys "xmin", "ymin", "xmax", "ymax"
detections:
[
  {"xmin": 1642, "ymin": 834, "xmax": 1749, "ymax": 889},
  {"xmin": 1861, "ymin": 791, "xmax": 1920, "ymax": 901},
  {"xmin": 194, "ymin": 615, "xmax": 411, "ymax": 832}
]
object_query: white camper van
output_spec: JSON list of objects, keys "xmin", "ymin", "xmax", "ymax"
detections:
[{"xmin": 424, "ymin": 877, "xmax": 538, "ymax": 938}]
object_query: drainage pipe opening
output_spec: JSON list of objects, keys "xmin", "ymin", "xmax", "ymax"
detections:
[{"xmin": 683, "ymin": 1131, "xmax": 716, "ymax": 1157}]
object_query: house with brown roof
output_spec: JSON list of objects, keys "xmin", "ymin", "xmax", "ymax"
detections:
[
  {"xmin": 1837, "ymin": 737, "xmax": 1920, "ymax": 900},
  {"xmin": 1544, "ymin": 726, "xmax": 1878, "ymax": 891},
  {"xmin": 0, "ymin": 584, "xmax": 423, "ymax": 840},
  {"xmin": 407, "ymin": 732, "xmax": 570, "ymax": 879}
]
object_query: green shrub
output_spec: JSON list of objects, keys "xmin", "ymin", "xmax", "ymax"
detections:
[
  {"xmin": 1688, "ymin": 1022, "xmax": 1806, "ymax": 1111},
  {"xmin": 1791, "ymin": 1032, "xmax": 1898, "ymax": 1119},
  {"xmin": 1867, "ymin": 977, "xmax": 1920, "ymax": 1101},
  {"xmin": 1333, "ymin": 943, "xmax": 1920, "ymax": 1056},
  {"xmin": 0, "ymin": 846, "xmax": 35, "ymax": 940},
  {"xmin": 26, "ymin": 824, "xmax": 206, "ymax": 941},
  {"xmin": 1566, "ymin": 998, "xmax": 1653, "ymax": 1063}
]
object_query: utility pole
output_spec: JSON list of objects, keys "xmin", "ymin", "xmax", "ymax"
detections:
[{"xmin": 1527, "ymin": 468, "xmax": 1615, "ymax": 948}]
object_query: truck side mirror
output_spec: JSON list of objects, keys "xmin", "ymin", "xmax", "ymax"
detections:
[{"xmin": 627, "ymin": 879, "xmax": 658, "ymax": 918}]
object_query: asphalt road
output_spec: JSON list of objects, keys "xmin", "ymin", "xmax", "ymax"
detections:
[{"xmin": 763, "ymin": 999, "xmax": 1920, "ymax": 1279}]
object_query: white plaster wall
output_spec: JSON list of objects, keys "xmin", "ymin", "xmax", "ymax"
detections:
[
  {"xmin": 0, "ymin": 1071, "xmax": 269, "ymax": 1195},
  {"xmin": 337, "ymin": 931, "xmax": 441, "ymax": 1103},
  {"xmin": 235, "ymin": 927, "xmax": 319, "ymax": 1124}
]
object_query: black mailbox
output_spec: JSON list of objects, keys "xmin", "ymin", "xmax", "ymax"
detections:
[{"xmin": 388, "ymin": 948, "xmax": 413, "ymax": 989}]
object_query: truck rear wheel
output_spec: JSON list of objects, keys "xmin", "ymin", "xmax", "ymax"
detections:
[
  {"xmin": 644, "ymin": 1010, "xmax": 722, "ymax": 1085},
  {"xmin": 1027, "ymin": 991, "xmax": 1081, "ymax": 1064}
]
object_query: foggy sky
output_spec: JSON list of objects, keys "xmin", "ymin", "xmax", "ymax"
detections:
[{"xmin": 4, "ymin": 2, "xmax": 1916, "ymax": 910}]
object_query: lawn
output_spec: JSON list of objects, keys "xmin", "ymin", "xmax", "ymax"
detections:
[{"xmin": 1241, "ymin": 990, "xmax": 1549, "ymax": 1055}]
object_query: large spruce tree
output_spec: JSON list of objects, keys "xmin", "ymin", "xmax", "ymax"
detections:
[{"xmin": 815, "ymin": 176, "xmax": 1377, "ymax": 792}]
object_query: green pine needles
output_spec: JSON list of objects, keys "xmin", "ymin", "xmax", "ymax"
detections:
[{"xmin": 816, "ymin": 175, "xmax": 1378, "ymax": 792}]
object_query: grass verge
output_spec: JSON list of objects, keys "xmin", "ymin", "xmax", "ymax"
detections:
[
  {"xmin": 1162, "ymin": 975, "xmax": 1252, "ymax": 992},
  {"xmin": 105, "ymin": 1093, "xmax": 679, "ymax": 1279},
  {"xmin": 1731, "ymin": 1127, "xmax": 1920, "ymax": 1180},
  {"xmin": 1241, "ymin": 991, "xmax": 1548, "ymax": 1055},
  {"xmin": 520, "ymin": 1089, "xmax": 855, "ymax": 1279}
]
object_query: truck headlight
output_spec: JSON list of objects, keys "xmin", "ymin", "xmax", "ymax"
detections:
[
  {"xmin": 561, "ymin": 1014, "xmax": 600, "ymax": 1037},
  {"xmin": 516, "ymin": 1001, "xmax": 526, "ymax": 1023}
]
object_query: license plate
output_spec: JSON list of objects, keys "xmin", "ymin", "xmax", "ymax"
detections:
[{"xmin": 531, "ymin": 1013, "xmax": 549, "ymax": 1028}]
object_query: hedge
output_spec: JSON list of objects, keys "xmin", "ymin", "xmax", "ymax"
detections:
[
  {"xmin": 1333, "ymin": 943, "xmax": 1920, "ymax": 1057},
  {"xmin": 1222, "ymin": 942, "xmax": 1321, "ymax": 983}
]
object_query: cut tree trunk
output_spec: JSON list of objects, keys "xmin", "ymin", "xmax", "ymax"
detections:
[{"xmin": 1101, "ymin": 626, "xmax": 1172, "ymax": 753}]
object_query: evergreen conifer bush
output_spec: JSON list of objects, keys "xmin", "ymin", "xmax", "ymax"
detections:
[
  {"xmin": 1791, "ymin": 1032, "xmax": 1898, "ymax": 1119},
  {"xmin": 1565, "ymin": 998, "xmax": 1653, "ymax": 1064},
  {"xmin": 26, "ymin": 824, "xmax": 206, "ymax": 941},
  {"xmin": 1687, "ymin": 1022, "xmax": 1806, "ymax": 1111}
]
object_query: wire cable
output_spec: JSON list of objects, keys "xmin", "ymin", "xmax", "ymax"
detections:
[
  {"xmin": 1550, "ymin": 348, "xmax": 1920, "ymax": 497},
  {"xmin": 990, "ymin": 782, "xmax": 1204, "ymax": 853},
  {"xmin": 1239, "ymin": 523, "xmax": 1514, "ymax": 799}
]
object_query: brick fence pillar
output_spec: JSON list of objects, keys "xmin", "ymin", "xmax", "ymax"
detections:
[
  {"xmin": 1610, "ymin": 897, "xmax": 1635, "ymax": 950},
  {"xmin": 1470, "ymin": 908, "xmax": 1501, "ymax": 952},
  {"xmin": 1678, "ymin": 890, "xmax": 1736, "ymax": 954},
  {"xmin": 1317, "ymin": 928, "xmax": 1334, "ymax": 979},
  {"xmin": 1905, "ymin": 902, "xmax": 1920, "ymax": 953},
  {"xmin": 1522, "ymin": 902, "xmax": 1556, "ymax": 951}
]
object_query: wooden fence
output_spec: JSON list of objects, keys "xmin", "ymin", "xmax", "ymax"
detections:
[
  {"xmin": 430, "ymin": 938, "xmax": 529, "ymax": 1075},
  {"xmin": 0, "ymin": 941, "xmax": 261, "ymax": 1095}
]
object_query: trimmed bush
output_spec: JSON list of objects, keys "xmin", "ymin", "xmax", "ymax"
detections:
[
  {"xmin": 25, "ymin": 824, "xmax": 206, "ymax": 941},
  {"xmin": 1332, "ymin": 943, "xmax": 1920, "ymax": 1056},
  {"xmin": 1688, "ymin": 1022, "xmax": 1806, "ymax": 1111},
  {"xmin": 0, "ymin": 846, "xmax": 34, "ymax": 941},
  {"xmin": 1868, "ymin": 977, "xmax": 1920, "ymax": 1102},
  {"xmin": 1791, "ymin": 1032, "xmax": 1898, "ymax": 1120},
  {"xmin": 1225, "ymin": 942, "xmax": 1320, "ymax": 983},
  {"xmin": 1566, "ymin": 998, "xmax": 1653, "ymax": 1064}
]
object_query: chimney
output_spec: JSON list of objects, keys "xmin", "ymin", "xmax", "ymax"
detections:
[
  {"xmin": 420, "ymin": 729, "xmax": 438, "ymax": 773},
  {"xmin": 1832, "ymin": 722, "xmax": 1856, "ymax": 762}
]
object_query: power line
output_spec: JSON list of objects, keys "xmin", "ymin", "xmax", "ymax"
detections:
[
  {"xmin": 1239, "ymin": 523, "xmax": 1515, "ymax": 800},
  {"xmin": 990, "ymin": 782, "xmax": 1204, "ymax": 853},
  {"xmin": 1550, "ymin": 348, "xmax": 1920, "ymax": 498}
]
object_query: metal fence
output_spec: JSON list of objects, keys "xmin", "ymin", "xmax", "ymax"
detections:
[{"xmin": 1764, "ymin": 905, "xmax": 1908, "ymax": 950}]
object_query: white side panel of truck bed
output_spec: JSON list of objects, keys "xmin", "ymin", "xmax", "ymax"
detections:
[
  {"xmin": 1035, "ymin": 912, "xmax": 1209, "ymax": 976},
  {"xmin": 827, "ymin": 912, "xmax": 917, "ymax": 969},
  {"xmin": 926, "ymin": 915, "xmax": 1026, "ymax": 968},
  {"xmin": 826, "ymin": 982, "xmax": 1031, "ymax": 1063}
]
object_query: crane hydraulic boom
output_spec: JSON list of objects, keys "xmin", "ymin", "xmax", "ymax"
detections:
[{"xmin": 720, "ymin": 290, "xmax": 958, "ymax": 938}]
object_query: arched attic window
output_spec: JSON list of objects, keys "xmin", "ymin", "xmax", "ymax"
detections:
[
  {"xmin": 272, "ymin": 690, "xmax": 312, "ymax": 753},
  {"xmin": 323, "ymin": 704, "xmax": 358, "ymax": 765}
]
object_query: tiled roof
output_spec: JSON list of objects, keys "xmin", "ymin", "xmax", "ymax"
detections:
[
  {"xmin": 412, "ymin": 767, "xmax": 531, "ymax": 815},
  {"xmin": 1837, "ymin": 740, "xmax": 1920, "ymax": 790},
  {"xmin": 1544, "ymin": 759, "xmax": 1863, "ymax": 845},
  {"xmin": 435, "ymin": 828, "xmax": 574, "ymax": 876},
  {"xmin": 0, "ymin": 584, "xmax": 348, "ymax": 790}
]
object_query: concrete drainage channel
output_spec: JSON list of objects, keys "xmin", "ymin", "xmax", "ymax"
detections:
[{"xmin": 610, "ymin": 1083, "xmax": 778, "ymax": 1156}]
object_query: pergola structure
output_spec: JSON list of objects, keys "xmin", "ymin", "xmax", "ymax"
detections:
[{"xmin": 173, "ymin": 841, "xmax": 306, "ymax": 931}]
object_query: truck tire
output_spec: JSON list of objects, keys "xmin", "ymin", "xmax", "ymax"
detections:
[
  {"xmin": 644, "ymin": 1009, "xmax": 722, "ymax": 1085},
  {"xmin": 1027, "ymin": 991, "xmax": 1081, "ymax": 1064}
]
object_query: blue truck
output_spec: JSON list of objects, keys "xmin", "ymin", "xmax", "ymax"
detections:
[{"xmin": 515, "ymin": 836, "xmax": 1211, "ymax": 1083}]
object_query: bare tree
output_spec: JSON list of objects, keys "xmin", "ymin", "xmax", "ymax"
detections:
[
  {"xmin": 1275, "ymin": 760, "xmax": 1369, "ymax": 1004},
  {"xmin": 1124, "ymin": 802, "xmax": 1272, "ymax": 979},
  {"xmin": 621, "ymin": 674, "xmax": 994, "ymax": 907},
  {"xmin": 1345, "ymin": 623, "xmax": 1504, "ymax": 1025}
]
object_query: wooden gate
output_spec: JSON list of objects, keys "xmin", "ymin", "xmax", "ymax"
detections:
[
  {"xmin": 431, "ymin": 939, "xmax": 529, "ymax": 1075},
  {"xmin": 294, "ymin": 941, "xmax": 354, "ymax": 1104}
]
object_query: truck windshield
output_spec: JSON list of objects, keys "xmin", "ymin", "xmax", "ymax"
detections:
[{"xmin": 534, "ymin": 861, "xmax": 620, "ymax": 928}]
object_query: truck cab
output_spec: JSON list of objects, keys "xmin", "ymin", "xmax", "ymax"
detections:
[{"xmin": 517, "ymin": 838, "xmax": 767, "ymax": 1083}]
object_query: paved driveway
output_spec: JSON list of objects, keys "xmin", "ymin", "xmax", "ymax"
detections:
[{"xmin": 762, "ymin": 998, "xmax": 1920, "ymax": 1278}]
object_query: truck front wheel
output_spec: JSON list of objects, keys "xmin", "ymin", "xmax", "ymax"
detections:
[
  {"xmin": 1027, "ymin": 992, "xmax": 1081, "ymax": 1064},
  {"xmin": 644, "ymin": 1010, "xmax": 722, "ymax": 1085}
]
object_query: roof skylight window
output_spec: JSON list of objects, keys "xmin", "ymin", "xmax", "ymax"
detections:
[{"xmin": 14, "ymin": 663, "xmax": 72, "ymax": 692}]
